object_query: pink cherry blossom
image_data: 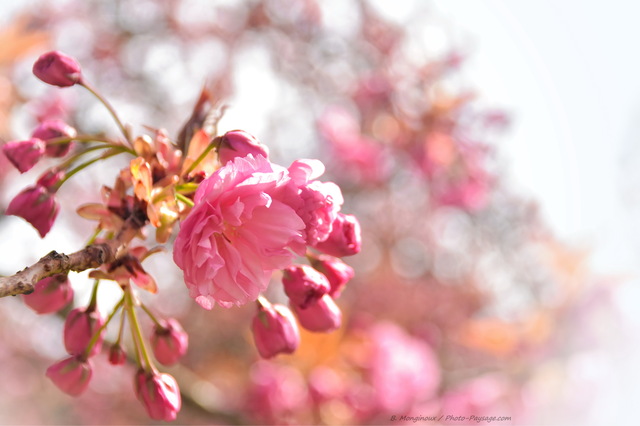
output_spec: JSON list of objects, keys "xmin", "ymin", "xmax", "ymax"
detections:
[
  {"xmin": 6, "ymin": 184, "xmax": 59, "ymax": 238},
  {"xmin": 46, "ymin": 356, "xmax": 93, "ymax": 396},
  {"xmin": 63, "ymin": 307, "xmax": 105, "ymax": 357},
  {"xmin": 173, "ymin": 154, "xmax": 306, "ymax": 308},
  {"xmin": 32, "ymin": 119, "xmax": 77, "ymax": 157},
  {"xmin": 313, "ymin": 213, "xmax": 362, "ymax": 257},
  {"xmin": 282, "ymin": 264, "xmax": 330, "ymax": 308},
  {"xmin": 217, "ymin": 129, "xmax": 269, "ymax": 165},
  {"xmin": 22, "ymin": 274, "xmax": 73, "ymax": 314},
  {"xmin": 286, "ymin": 159, "xmax": 344, "ymax": 245},
  {"xmin": 2, "ymin": 138, "xmax": 46, "ymax": 173},
  {"xmin": 134, "ymin": 370, "xmax": 181, "ymax": 421},
  {"xmin": 310, "ymin": 255, "xmax": 355, "ymax": 298},
  {"xmin": 367, "ymin": 322, "xmax": 440, "ymax": 413},
  {"xmin": 291, "ymin": 294, "xmax": 342, "ymax": 332},
  {"xmin": 150, "ymin": 318, "xmax": 189, "ymax": 366},
  {"xmin": 32, "ymin": 51, "xmax": 83, "ymax": 87},
  {"xmin": 251, "ymin": 299, "xmax": 300, "ymax": 358}
]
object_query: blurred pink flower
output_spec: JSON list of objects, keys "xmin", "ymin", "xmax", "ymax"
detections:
[
  {"xmin": 32, "ymin": 51, "xmax": 83, "ymax": 87},
  {"xmin": 246, "ymin": 361, "xmax": 309, "ymax": 423},
  {"xmin": 173, "ymin": 154, "xmax": 306, "ymax": 309},
  {"xmin": 217, "ymin": 130, "xmax": 269, "ymax": 165},
  {"xmin": 46, "ymin": 356, "xmax": 93, "ymax": 396},
  {"xmin": 292, "ymin": 294, "xmax": 342, "ymax": 332},
  {"xmin": 63, "ymin": 307, "xmax": 105, "ymax": 357},
  {"xmin": 150, "ymin": 318, "xmax": 189, "ymax": 366},
  {"xmin": 313, "ymin": 213, "xmax": 362, "ymax": 257},
  {"xmin": 282, "ymin": 264, "xmax": 330, "ymax": 308},
  {"xmin": 134, "ymin": 370, "xmax": 181, "ymax": 421},
  {"xmin": 439, "ymin": 375, "xmax": 509, "ymax": 419},
  {"xmin": 318, "ymin": 106, "xmax": 390, "ymax": 183},
  {"xmin": 310, "ymin": 255, "xmax": 355, "ymax": 298},
  {"xmin": 367, "ymin": 322, "xmax": 440, "ymax": 413},
  {"xmin": 251, "ymin": 299, "xmax": 300, "ymax": 358},
  {"xmin": 2, "ymin": 138, "xmax": 46, "ymax": 173},
  {"xmin": 22, "ymin": 274, "xmax": 73, "ymax": 314},
  {"xmin": 32, "ymin": 119, "xmax": 77, "ymax": 157}
]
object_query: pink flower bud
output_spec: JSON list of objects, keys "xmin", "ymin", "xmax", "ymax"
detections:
[
  {"xmin": 32, "ymin": 51, "xmax": 82, "ymax": 87},
  {"xmin": 46, "ymin": 356, "xmax": 92, "ymax": 396},
  {"xmin": 251, "ymin": 300, "xmax": 300, "ymax": 358},
  {"xmin": 64, "ymin": 307, "xmax": 105, "ymax": 357},
  {"xmin": 22, "ymin": 274, "xmax": 73, "ymax": 314},
  {"xmin": 310, "ymin": 255, "xmax": 354, "ymax": 298},
  {"xmin": 217, "ymin": 130, "xmax": 269, "ymax": 164},
  {"xmin": 282, "ymin": 264, "xmax": 330, "ymax": 308},
  {"xmin": 313, "ymin": 213, "xmax": 362, "ymax": 257},
  {"xmin": 2, "ymin": 138, "xmax": 46, "ymax": 173},
  {"xmin": 36, "ymin": 168, "xmax": 65, "ymax": 189},
  {"xmin": 134, "ymin": 370, "xmax": 182, "ymax": 421},
  {"xmin": 292, "ymin": 294, "xmax": 342, "ymax": 332},
  {"xmin": 32, "ymin": 119, "xmax": 77, "ymax": 157},
  {"xmin": 108, "ymin": 344, "xmax": 127, "ymax": 366},
  {"xmin": 150, "ymin": 318, "xmax": 189, "ymax": 366},
  {"xmin": 6, "ymin": 184, "xmax": 59, "ymax": 238}
]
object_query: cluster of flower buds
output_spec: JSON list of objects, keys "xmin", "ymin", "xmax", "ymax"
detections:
[{"xmin": 2, "ymin": 50, "xmax": 360, "ymax": 421}]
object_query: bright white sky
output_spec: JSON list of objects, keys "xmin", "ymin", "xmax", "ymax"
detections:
[{"xmin": 428, "ymin": 1, "xmax": 640, "ymax": 424}]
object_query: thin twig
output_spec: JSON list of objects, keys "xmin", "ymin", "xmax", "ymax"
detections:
[{"xmin": 0, "ymin": 222, "xmax": 139, "ymax": 298}]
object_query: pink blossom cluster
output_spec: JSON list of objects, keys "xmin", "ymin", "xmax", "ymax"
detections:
[
  {"xmin": 172, "ymin": 132, "xmax": 361, "ymax": 358},
  {"xmin": 245, "ymin": 322, "xmax": 440, "ymax": 424},
  {"xmin": 2, "ymin": 48, "xmax": 361, "ymax": 422}
]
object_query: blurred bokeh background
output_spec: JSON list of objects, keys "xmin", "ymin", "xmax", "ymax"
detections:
[{"xmin": 0, "ymin": 0, "xmax": 637, "ymax": 424}]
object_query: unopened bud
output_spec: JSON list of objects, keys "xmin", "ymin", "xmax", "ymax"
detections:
[
  {"xmin": 32, "ymin": 51, "xmax": 83, "ymax": 87},
  {"xmin": 2, "ymin": 139, "xmax": 46, "ymax": 173},
  {"xmin": 292, "ymin": 294, "xmax": 342, "ymax": 332},
  {"xmin": 251, "ymin": 299, "xmax": 300, "ymax": 358},
  {"xmin": 217, "ymin": 130, "xmax": 269, "ymax": 164}
]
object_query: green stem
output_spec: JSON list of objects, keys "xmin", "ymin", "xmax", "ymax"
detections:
[
  {"xmin": 140, "ymin": 303, "xmax": 163, "ymax": 328},
  {"xmin": 86, "ymin": 227, "xmax": 102, "ymax": 246},
  {"xmin": 183, "ymin": 136, "xmax": 221, "ymax": 176},
  {"xmin": 47, "ymin": 134, "xmax": 121, "ymax": 146},
  {"xmin": 80, "ymin": 80, "xmax": 132, "ymax": 145},
  {"xmin": 115, "ymin": 303, "xmax": 127, "ymax": 346},
  {"xmin": 175, "ymin": 192, "xmax": 195, "ymax": 207},
  {"xmin": 87, "ymin": 280, "xmax": 100, "ymax": 312},
  {"xmin": 125, "ymin": 286, "xmax": 156, "ymax": 373},
  {"xmin": 83, "ymin": 297, "xmax": 124, "ymax": 359},
  {"xmin": 56, "ymin": 147, "xmax": 129, "ymax": 189},
  {"xmin": 175, "ymin": 183, "xmax": 199, "ymax": 194}
]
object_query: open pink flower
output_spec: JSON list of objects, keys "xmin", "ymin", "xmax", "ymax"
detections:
[
  {"xmin": 286, "ymin": 159, "xmax": 344, "ymax": 245},
  {"xmin": 173, "ymin": 154, "xmax": 306, "ymax": 308}
]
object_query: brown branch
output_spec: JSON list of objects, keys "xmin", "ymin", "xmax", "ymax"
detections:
[{"xmin": 0, "ymin": 222, "xmax": 139, "ymax": 298}]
